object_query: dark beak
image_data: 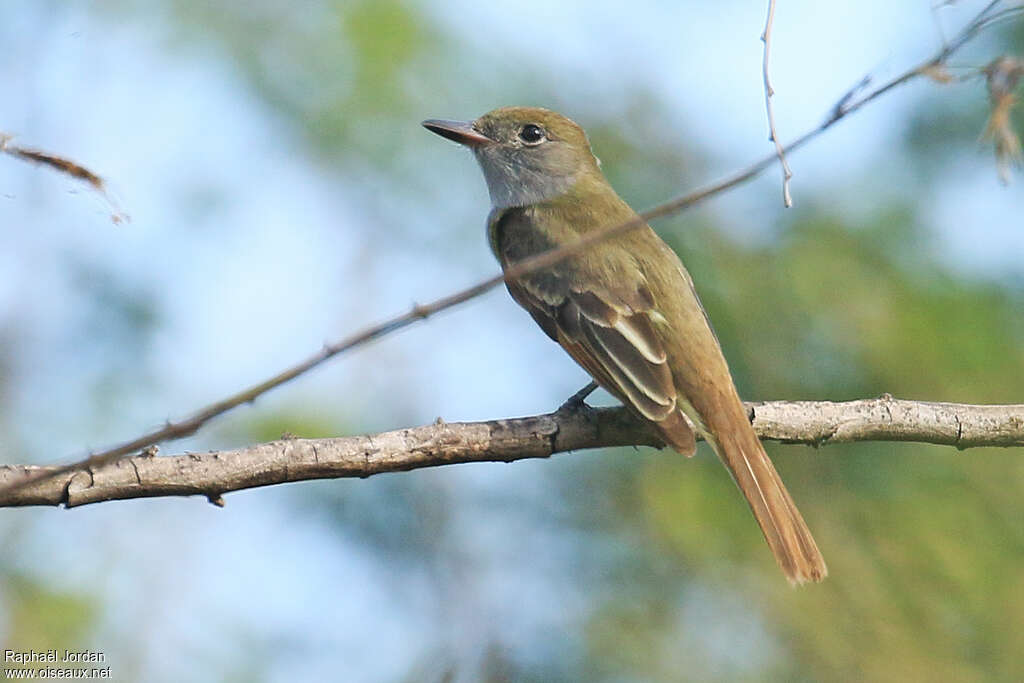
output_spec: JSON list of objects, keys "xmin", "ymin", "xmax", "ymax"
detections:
[{"xmin": 421, "ymin": 119, "xmax": 493, "ymax": 148}]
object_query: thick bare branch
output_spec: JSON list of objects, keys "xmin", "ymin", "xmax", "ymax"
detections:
[
  {"xmin": 748, "ymin": 398, "xmax": 1024, "ymax": 447},
  {"xmin": 2, "ymin": 398, "xmax": 1021, "ymax": 509}
]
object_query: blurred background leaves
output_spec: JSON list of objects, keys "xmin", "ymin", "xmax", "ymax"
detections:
[{"xmin": 1, "ymin": 1, "xmax": 1022, "ymax": 681}]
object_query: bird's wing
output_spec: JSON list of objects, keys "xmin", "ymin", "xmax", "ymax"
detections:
[
  {"xmin": 508, "ymin": 272, "xmax": 696, "ymax": 454},
  {"xmin": 497, "ymin": 220, "xmax": 696, "ymax": 455}
]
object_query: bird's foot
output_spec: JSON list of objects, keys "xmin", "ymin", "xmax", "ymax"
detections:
[{"xmin": 556, "ymin": 381, "xmax": 599, "ymax": 414}]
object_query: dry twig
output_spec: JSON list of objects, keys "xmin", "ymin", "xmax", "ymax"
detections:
[
  {"xmin": 761, "ymin": 0, "xmax": 794, "ymax": 207},
  {"xmin": 981, "ymin": 55, "xmax": 1024, "ymax": 182},
  {"xmin": 0, "ymin": 133, "xmax": 128, "ymax": 223}
]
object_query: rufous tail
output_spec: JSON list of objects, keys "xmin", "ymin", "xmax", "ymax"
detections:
[{"xmin": 705, "ymin": 402, "xmax": 827, "ymax": 584}]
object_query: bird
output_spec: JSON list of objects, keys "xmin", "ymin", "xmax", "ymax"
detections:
[{"xmin": 423, "ymin": 106, "xmax": 826, "ymax": 584}]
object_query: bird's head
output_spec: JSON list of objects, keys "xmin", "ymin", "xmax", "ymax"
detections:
[{"xmin": 423, "ymin": 106, "xmax": 602, "ymax": 209}]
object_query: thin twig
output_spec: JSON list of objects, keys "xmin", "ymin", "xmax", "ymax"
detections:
[
  {"xmin": 0, "ymin": 1, "xmax": 1013, "ymax": 500},
  {"xmin": 1, "ymin": 133, "xmax": 129, "ymax": 224},
  {"xmin": 761, "ymin": 0, "xmax": 793, "ymax": 207},
  {"xmin": 2, "ymin": 398, "xmax": 1022, "ymax": 508}
]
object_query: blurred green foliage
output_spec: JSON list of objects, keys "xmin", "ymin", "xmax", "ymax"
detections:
[
  {"xmin": 101, "ymin": 0, "xmax": 446, "ymax": 165},
  {"xmin": 1, "ymin": 573, "xmax": 96, "ymax": 670}
]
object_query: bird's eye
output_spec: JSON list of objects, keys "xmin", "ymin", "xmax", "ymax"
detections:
[{"xmin": 518, "ymin": 124, "xmax": 545, "ymax": 145}]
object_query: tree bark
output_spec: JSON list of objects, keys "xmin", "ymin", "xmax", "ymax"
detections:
[{"xmin": 1, "ymin": 398, "xmax": 1021, "ymax": 508}]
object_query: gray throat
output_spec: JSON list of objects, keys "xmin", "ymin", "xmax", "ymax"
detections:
[{"xmin": 473, "ymin": 152, "xmax": 579, "ymax": 210}]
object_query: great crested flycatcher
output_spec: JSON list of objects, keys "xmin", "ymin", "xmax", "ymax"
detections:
[{"xmin": 423, "ymin": 107, "xmax": 826, "ymax": 584}]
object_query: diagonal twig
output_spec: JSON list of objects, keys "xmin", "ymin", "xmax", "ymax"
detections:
[{"xmin": 0, "ymin": 1, "xmax": 1015, "ymax": 500}]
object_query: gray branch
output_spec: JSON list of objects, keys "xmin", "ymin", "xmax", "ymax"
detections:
[{"xmin": 1, "ymin": 397, "xmax": 1021, "ymax": 508}]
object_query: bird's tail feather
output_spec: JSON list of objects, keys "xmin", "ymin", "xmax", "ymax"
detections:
[{"xmin": 706, "ymin": 404, "xmax": 827, "ymax": 585}]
